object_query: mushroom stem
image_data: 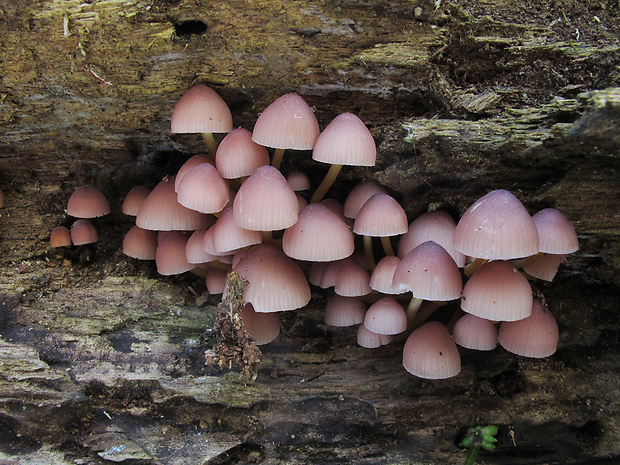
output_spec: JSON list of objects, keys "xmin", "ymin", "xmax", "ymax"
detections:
[
  {"xmin": 405, "ymin": 296, "xmax": 424, "ymax": 328},
  {"xmin": 464, "ymin": 258, "xmax": 488, "ymax": 277},
  {"xmin": 202, "ymin": 132, "xmax": 218, "ymax": 156},
  {"xmin": 310, "ymin": 163, "xmax": 343, "ymax": 204},
  {"xmin": 190, "ymin": 267, "xmax": 210, "ymax": 278},
  {"xmin": 380, "ymin": 236, "xmax": 395, "ymax": 256},
  {"xmin": 210, "ymin": 260, "xmax": 232, "ymax": 271},
  {"xmin": 363, "ymin": 235, "xmax": 376, "ymax": 270},
  {"xmin": 411, "ymin": 300, "xmax": 443, "ymax": 329},
  {"xmin": 262, "ymin": 230, "xmax": 274, "ymax": 244},
  {"xmin": 271, "ymin": 148, "xmax": 286, "ymax": 171},
  {"xmin": 446, "ymin": 307, "xmax": 464, "ymax": 333},
  {"xmin": 510, "ymin": 252, "xmax": 543, "ymax": 269},
  {"xmin": 261, "ymin": 230, "xmax": 282, "ymax": 247}
]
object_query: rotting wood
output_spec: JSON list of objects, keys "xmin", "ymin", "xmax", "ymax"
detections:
[{"xmin": 0, "ymin": 0, "xmax": 619, "ymax": 463}]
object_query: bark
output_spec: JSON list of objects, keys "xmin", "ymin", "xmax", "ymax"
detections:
[{"xmin": 0, "ymin": 0, "xmax": 619, "ymax": 463}]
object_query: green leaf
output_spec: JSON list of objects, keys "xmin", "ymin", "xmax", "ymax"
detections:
[{"xmin": 459, "ymin": 436, "xmax": 474, "ymax": 448}]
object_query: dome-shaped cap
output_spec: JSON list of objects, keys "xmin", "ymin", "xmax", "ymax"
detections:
[
  {"xmin": 171, "ymin": 84, "xmax": 233, "ymax": 134},
  {"xmin": 531, "ymin": 208, "xmax": 579, "ymax": 254},
  {"xmin": 156, "ymin": 231, "xmax": 193, "ymax": 276},
  {"xmin": 344, "ymin": 180, "xmax": 387, "ymax": 219},
  {"xmin": 205, "ymin": 267, "xmax": 228, "ymax": 295},
  {"xmin": 175, "ymin": 154, "xmax": 214, "ymax": 192},
  {"xmin": 136, "ymin": 176, "xmax": 213, "ymax": 231},
  {"xmin": 370, "ymin": 255, "xmax": 404, "ymax": 295},
  {"xmin": 312, "ymin": 113, "xmax": 376, "ymax": 166},
  {"xmin": 215, "ymin": 128, "xmax": 270, "ymax": 179},
  {"xmin": 398, "ymin": 210, "xmax": 466, "ymax": 267},
  {"xmin": 240, "ymin": 303, "xmax": 281, "ymax": 345},
  {"xmin": 357, "ymin": 324, "xmax": 392, "ymax": 348},
  {"xmin": 176, "ymin": 163, "xmax": 230, "ymax": 214},
  {"xmin": 523, "ymin": 253, "xmax": 568, "ymax": 282},
  {"xmin": 363, "ymin": 297, "xmax": 407, "ymax": 335},
  {"xmin": 403, "ymin": 321, "xmax": 461, "ymax": 379},
  {"xmin": 185, "ymin": 228, "xmax": 221, "ymax": 264},
  {"xmin": 353, "ymin": 193, "xmax": 408, "ymax": 237},
  {"xmin": 498, "ymin": 299, "xmax": 558, "ymax": 358},
  {"xmin": 123, "ymin": 226, "xmax": 158, "ymax": 260},
  {"xmin": 211, "ymin": 207, "xmax": 262, "ymax": 254},
  {"xmin": 122, "ymin": 185, "xmax": 151, "ymax": 216},
  {"xmin": 66, "ymin": 185, "xmax": 110, "ymax": 219},
  {"xmin": 392, "ymin": 241, "xmax": 462, "ymax": 301},
  {"xmin": 322, "ymin": 257, "xmax": 371, "ymax": 297},
  {"xmin": 453, "ymin": 189, "xmax": 539, "ymax": 260},
  {"xmin": 233, "ymin": 165, "xmax": 298, "ymax": 231},
  {"xmin": 50, "ymin": 226, "xmax": 72, "ymax": 248},
  {"xmin": 70, "ymin": 219, "xmax": 97, "ymax": 245},
  {"xmin": 252, "ymin": 93, "xmax": 320, "ymax": 150},
  {"xmin": 233, "ymin": 244, "xmax": 311, "ymax": 313},
  {"xmin": 324, "ymin": 295, "xmax": 366, "ymax": 327},
  {"xmin": 282, "ymin": 203, "xmax": 354, "ymax": 262},
  {"xmin": 287, "ymin": 171, "xmax": 311, "ymax": 191},
  {"xmin": 452, "ymin": 314, "xmax": 498, "ymax": 351},
  {"xmin": 461, "ymin": 260, "xmax": 533, "ymax": 321}
]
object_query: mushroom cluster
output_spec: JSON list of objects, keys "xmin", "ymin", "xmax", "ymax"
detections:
[
  {"xmin": 82, "ymin": 84, "xmax": 578, "ymax": 380},
  {"xmin": 51, "ymin": 185, "xmax": 111, "ymax": 248}
]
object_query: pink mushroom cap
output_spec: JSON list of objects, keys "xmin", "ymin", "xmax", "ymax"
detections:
[
  {"xmin": 233, "ymin": 244, "xmax": 311, "ymax": 313},
  {"xmin": 282, "ymin": 203, "xmax": 354, "ymax": 262},
  {"xmin": 66, "ymin": 185, "xmax": 110, "ymax": 219},
  {"xmin": 252, "ymin": 93, "xmax": 320, "ymax": 150},
  {"xmin": 453, "ymin": 189, "xmax": 539, "ymax": 260},
  {"xmin": 233, "ymin": 165, "xmax": 298, "ymax": 231},
  {"xmin": 392, "ymin": 241, "xmax": 463, "ymax": 301},
  {"xmin": 461, "ymin": 260, "xmax": 533, "ymax": 321},
  {"xmin": 403, "ymin": 321, "xmax": 461, "ymax": 379},
  {"xmin": 312, "ymin": 112, "xmax": 376, "ymax": 166},
  {"xmin": 170, "ymin": 84, "xmax": 233, "ymax": 134},
  {"xmin": 498, "ymin": 299, "xmax": 559, "ymax": 358},
  {"xmin": 363, "ymin": 297, "xmax": 407, "ymax": 335}
]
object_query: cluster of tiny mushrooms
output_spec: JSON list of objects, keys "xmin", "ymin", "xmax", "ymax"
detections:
[{"xmin": 52, "ymin": 84, "xmax": 579, "ymax": 380}]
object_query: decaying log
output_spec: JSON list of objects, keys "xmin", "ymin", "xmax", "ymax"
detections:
[{"xmin": 0, "ymin": 0, "xmax": 619, "ymax": 463}]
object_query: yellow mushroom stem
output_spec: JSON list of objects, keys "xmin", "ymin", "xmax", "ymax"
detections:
[
  {"xmin": 210, "ymin": 260, "xmax": 233, "ymax": 271},
  {"xmin": 394, "ymin": 298, "xmax": 436, "ymax": 342},
  {"xmin": 464, "ymin": 257, "xmax": 489, "ymax": 277},
  {"xmin": 405, "ymin": 296, "xmax": 424, "ymax": 329},
  {"xmin": 202, "ymin": 132, "xmax": 218, "ymax": 156},
  {"xmin": 380, "ymin": 236, "xmax": 395, "ymax": 256},
  {"xmin": 262, "ymin": 230, "xmax": 274, "ymax": 244},
  {"xmin": 310, "ymin": 163, "xmax": 343, "ymax": 204},
  {"xmin": 362, "ymin": 235, "xmax": 376, "ymax": 271},
  {"xmin": 271, "ymin": 148, "xmax": 286, "ymax": 171},
  {"xmin": 411, "ymin": 301, "xmax": 447, "ymax": 329},
  {"xmin": 446, "ymin": 307, "xmax": 464, "ymax": 333},
  {"xmin": 510, "ymin": 252, "xmax": 543, "ymax": 269},
  {"xmin": 261, "ymin": 230, "xmax": 282, "ymax": 247},
  {"xmin": 190, "ymin": 267, "xmax": 209, "ymax": 278}
]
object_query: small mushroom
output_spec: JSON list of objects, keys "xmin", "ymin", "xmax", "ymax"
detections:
[
  {"xmin": 50, "ymin": 226, "xmax": 72, "ymax": 248},
  {"xmin": 252, "ymin": 93, "xmax": 319, "ymax": 170},
  {"xmin": 498, "ymin": 299, "xmax": 558, "ymax": 358},
  {"xmin": 70, "ymin": 219, "xmax": 98, "ymax": 245},
  {"xmin": 66, "ymin": 185, "xmax": 110, "ymax": 219},
  {"xmin": 310, "ymin": 112, "xmax": 376, "ymax": 203},
  {"xmin": 403, "ymin": 321, "xmax": 461, "ymax": 379},
  {"xmin": 171, "ymin": 84, "xmax": 233, "ymax": 155}
]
